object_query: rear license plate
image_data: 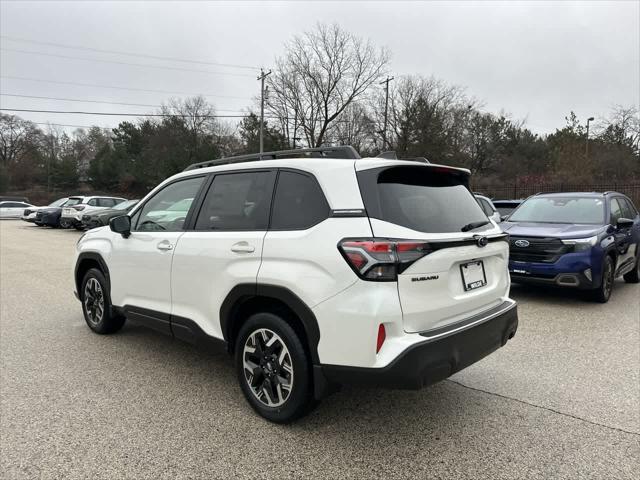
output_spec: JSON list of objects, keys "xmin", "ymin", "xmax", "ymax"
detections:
[{"xmin": 460, "ymin": 260, "xmax": 487, "ymax": 291}]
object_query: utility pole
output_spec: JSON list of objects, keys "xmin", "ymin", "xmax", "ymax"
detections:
[
  {"xmin": 585, "ymin": 116, "xmax": 594, "ymax": 161},
  {"xmin": 380, "ymin": 76, "xmax": 394, "ymax": 149},
  {"xmin": 257, "ymin": 68, "xmax": 272, "ymax": 154}
]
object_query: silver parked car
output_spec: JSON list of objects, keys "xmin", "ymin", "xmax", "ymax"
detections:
[{"xmin": 0, "ymin": 201, "xmax": 34, "ymax": 219}]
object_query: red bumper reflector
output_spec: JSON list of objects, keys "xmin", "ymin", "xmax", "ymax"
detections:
[{"xmin": 376, "ymin": 324, "xmax": 386, "ymax": 353}]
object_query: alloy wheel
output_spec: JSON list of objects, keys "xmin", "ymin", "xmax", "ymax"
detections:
[
  {"xmin": 83, "ymin": 277, "xmax": 104, "ymax": 326},
  {"xmin": 242, "ymin": 328, "xmax": 294, "ymax": 407}
]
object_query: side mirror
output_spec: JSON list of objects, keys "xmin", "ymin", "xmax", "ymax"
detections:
[
  {"xmin": 110, "ymin": 215, "xmax": 131, "ymax": 238},
  {"xmin": 616, "ymin": 217, "xmax": 634, "ymax": 229}
]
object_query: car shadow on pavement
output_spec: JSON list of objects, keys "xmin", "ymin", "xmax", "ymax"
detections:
[{"xmin": 509, "ymin": 279, "xmax": 636, "ymax": 306}]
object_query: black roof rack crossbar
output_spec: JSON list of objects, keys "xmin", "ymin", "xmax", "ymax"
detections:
[{"xmin": 184, "ymin": 146, "xmax": 361, "ymax": 171}]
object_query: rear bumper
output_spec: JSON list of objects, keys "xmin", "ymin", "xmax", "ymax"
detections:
[{"xmin": 319, "ymin": 300, "xmax": 518, "ymax": 390}]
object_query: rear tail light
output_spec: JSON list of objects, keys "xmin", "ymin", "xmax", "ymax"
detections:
[
  {"xmin": 73, "ymin": 205, "xmax": 86, "ymax": 211},
  {"xmin": 338, "ymin": 238, "xmax": 432, "ymax": 281},
  {"xmin": 376, "ymin": 324, "xmax": 386, "ymax": 353}
]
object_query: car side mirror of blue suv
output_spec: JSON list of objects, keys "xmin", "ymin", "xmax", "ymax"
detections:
[{"xmin": 617, "ymin": 218, "xmax": 634, "ymax": 229}]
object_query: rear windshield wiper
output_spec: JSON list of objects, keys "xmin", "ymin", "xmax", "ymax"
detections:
[{"xmin": 461, "ymin": 220, "xmax": 490, "ymax": 232}]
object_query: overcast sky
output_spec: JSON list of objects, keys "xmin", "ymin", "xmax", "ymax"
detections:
[{"xmin": 1, "ymin": 0, "xmax": 638, "ymax": 135}]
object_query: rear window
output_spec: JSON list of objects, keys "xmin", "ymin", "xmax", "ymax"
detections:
[
  {"xmin": 270, "ymin": 171, "xmax": 329, "ymax": 230},
  {"xmin": 509, "ymin": 197, "xmax": 605, "ymax": 224},
  {"xmin": 357, "ymin": 166, "xmax": 490, "ymax": 233}
]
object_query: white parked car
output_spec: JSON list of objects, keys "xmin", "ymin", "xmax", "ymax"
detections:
[
  {"xmin": 61, "ymin": 196, "xmax": 126, "ymax": 229},
  {"xmin": 475, "ymin": 194, "xmax": 502, "ymax": 223},
  {"xmin": 73, "ymin": 146, "xmax": 518, "ymax": 423},
  {"xmin": 22, "ymin": 197, "xmax": 69, "ymax": 223},
  {"xmin": 0, "ymin": 201, "xmax": 34, "ymax": 219}
]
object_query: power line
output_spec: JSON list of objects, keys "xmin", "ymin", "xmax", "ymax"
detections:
[
  {"xmin": 33, "ymin": 122, "xmax": 112, "ymax": 129},
  {"xmin": 1, "ymin": 48, "xmax": 257, "ymax": 78},
  {"xmin": 0, "ymin": 93, "xmax": 249, "ymax": 113},
  {"xmin": 1, "ymin": 107, "xmax": 265, "ymax": 118},
  {"xmin": 1, "ymin": 35, "xmax": 260, "ymax": 71},
  {"xmin": 2, "ymin": 93, "xmax": 159, "ymax": 108},
  {"xmin": 0, "ymin": 75, "xmax": 253, "ymax": 100}
]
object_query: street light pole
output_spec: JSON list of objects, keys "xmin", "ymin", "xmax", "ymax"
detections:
[
  {"xmin": 585, "ymin": 116, "xmax": 594, "ymax": 160},
  {"xmin": 257, "ymin": 68, "xmax": 272, "ymax": 154}
]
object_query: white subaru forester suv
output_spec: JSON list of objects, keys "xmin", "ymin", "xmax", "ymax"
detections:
[{"xmin": 74, "ymin": 146, "xmax": 518, "ymax": 423}]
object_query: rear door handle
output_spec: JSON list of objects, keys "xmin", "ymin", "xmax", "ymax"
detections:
[
  {"xmin": 157, "ymin": 240, "xmax": 173, "ymax": 251},
  {"xmin": 231, "ymin": 241, "xmax": 255, "ymax": 253}
]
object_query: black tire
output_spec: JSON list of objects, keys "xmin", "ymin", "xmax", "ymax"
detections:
[
  {"xmin": 59, "ymin": 219, "xmax": 71, "ymax": 229},
  {"xmin": 80, "ymin": 268, "xmax": 126, "ymax": 334},
  {"xmin": 74, "ymin": 225, "xmax": 84, "ymax": 231},
  {"xmin": 623, "ymin": 251, "xmax": 640, "ymax": 283},
  {"xmin": 590, "ymin": 255, "xmax": 614, "ymax": 303},
  {"xmin": 235, "ymin": 312, "xmax": 315, "ymax": 423}
]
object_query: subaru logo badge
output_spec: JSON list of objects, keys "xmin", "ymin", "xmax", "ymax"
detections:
[
  {"xmin": 476, "ymin": 236, "xmax": 488, "ymax": 248},
  {"xmin": 514, "ymin": 239, "xmax": 530, "ymax": 248}
]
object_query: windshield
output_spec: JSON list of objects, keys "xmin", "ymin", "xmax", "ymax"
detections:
[
  {"xmin": 509, "ymin": 197, "xmax": 605, "ymax": 224},
  {"xmin": 49, "ymin": 198, "xmax": 68, "ymax": 207},
  {"xmin": 358, "ymin": 166, "xmax": 490, "ymax": 233},
  {"xmin": 114, "ymin": 199, "xmax": 138, "ymax": 210}
]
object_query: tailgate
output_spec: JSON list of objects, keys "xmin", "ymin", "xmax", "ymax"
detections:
[
  {"xmin": 397, "ymin": 237, "xmax": 509, "ymax": 333},
  {"xmin": 356, "ymin": 163, "xmax": 510, "ymax": 334}
]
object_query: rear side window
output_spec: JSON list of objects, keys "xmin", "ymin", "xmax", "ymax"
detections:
[
  {"xmin": 270, "ymin": 171, "xmax": 329, "ymax": 230},
  {"xmin": 87, "ymin": 199, "xmax": 99, "ymax": 207},
  {"xmin": 357, "ymin": 166, "xmax": 489, "ymax": 233},
  {"xmin": 98, "ymin": 198, "xmax": 117, "ymax": 207},
  {"xmin": 620, "ymin": 198, "xmax": 637, "ymax": 219},
  {"xmin": 195, "ymin": 171, "xmax": 275, "ymax": 231}
]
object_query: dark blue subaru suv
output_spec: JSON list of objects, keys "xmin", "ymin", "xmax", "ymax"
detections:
[{"xmin": 502, "ymin": 192, "xmax": 640, "ymax": 302}]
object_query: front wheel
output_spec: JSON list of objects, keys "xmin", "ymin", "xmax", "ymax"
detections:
[
  {"xmin": 81, "ymin": 268, "xmax": 126, "ymax": 334},
  {"xmin": 235, "ymin": 313, "xmax": 315, "ymax": 423},
  {"xmin": 590, "ymin": 255, "xmax": 614, "ymax": 303}
]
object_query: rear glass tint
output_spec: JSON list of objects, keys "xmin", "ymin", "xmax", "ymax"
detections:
[
  {"xmin": 270, "ymin": 171, "xmax": 329, "ymax": 230},
  {"xmin": 357, "ymin": 166, "xmax": 490, "ymax": 234}
]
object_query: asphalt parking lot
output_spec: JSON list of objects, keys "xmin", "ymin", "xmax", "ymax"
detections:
[{"xmin": 1, "ymin": 220, "xmax": 638, "ymax": 479}]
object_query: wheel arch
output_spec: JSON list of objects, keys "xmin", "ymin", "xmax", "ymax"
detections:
[
  {"xmin": 75, "ymin": 252, "xmax": 110, "ymax": 298},
  {"xmin": 220, "ymin": 284, "xmax": 321, "ymax": 365}
]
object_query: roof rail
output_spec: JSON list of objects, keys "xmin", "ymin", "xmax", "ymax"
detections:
[{"xmin": 183, "ymin": 145, "xmax": 361, "ymax": 171}]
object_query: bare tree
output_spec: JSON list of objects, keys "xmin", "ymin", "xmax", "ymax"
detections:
[
  {"xmin": 325, "ymin": 102, "xmax": 376, "ymax": 153},
  {"xmin": 0, "ymin": 114, "xmax": 40, "ymax": 167},
  {"xmin": 161, "ymin": 96, "xmax": 219, "ymax": 139},
  {"xmin": 266, "ymin": 23, "xmax": 389, "ymax": 147},
  {"xmin": 597, "ymin": 105, "xmax": 640, "ymax": 153},
  {"xmin": 369, "ymin": 75, "xmax": 472, "ymax": 158}
]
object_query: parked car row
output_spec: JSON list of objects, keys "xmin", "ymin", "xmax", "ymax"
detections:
[{"xmin": 19, "ymin": 195, "xmax": 138, "ymax": 230}]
